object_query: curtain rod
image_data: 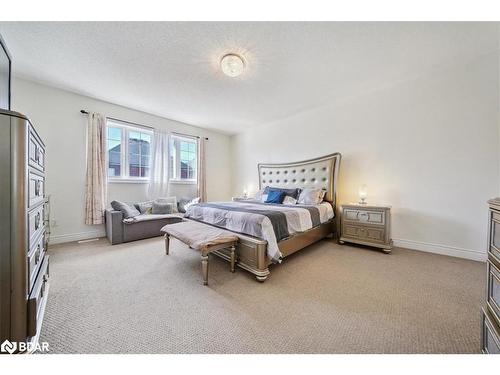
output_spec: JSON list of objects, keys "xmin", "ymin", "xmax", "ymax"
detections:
[
  {"xmin": 171, "ymin": 131, "xmax": 208, "ymax": 141},
  {"xmin": 80, "ymin": 110, "xmax": 208, "ymax": 140}
]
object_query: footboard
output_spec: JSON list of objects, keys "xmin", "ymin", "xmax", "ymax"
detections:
[
  {"xmin": 213, "ymin": 220, "xmax": 336, "ymax": 282},
  {"xmin": 214, "ymin": 234, "xmax": 270, "ymax": 282}
]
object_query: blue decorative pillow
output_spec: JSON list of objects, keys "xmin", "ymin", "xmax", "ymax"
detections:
[
  {"xmin": 265, "ymin": 190, "xmax": 286, "ymax": 204},
  {"xmin": 264, "ymin": 186, "xmax": 301, "ymax": 199}
]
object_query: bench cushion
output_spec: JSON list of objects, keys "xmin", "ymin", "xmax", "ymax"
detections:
[{"xmin": 161, "ymin": 220, "xmax": 238, "ymax": 251}]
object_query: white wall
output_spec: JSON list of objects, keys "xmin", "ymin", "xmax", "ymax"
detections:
[
  {"xmin": 231, "ymin": 52, "xmax": 500, "ymax": 261},
  {"xmin": 12, "ymin": 78, "xmax": 232, "ymax": 244}
]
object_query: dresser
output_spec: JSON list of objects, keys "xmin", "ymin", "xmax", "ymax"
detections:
[
  {"xmin": 339, "ymin": 203, "xmax": 392, "ymax": 253},
  {"xmin": 0, "ymin": 109, "xmax": 50, "ymax": 353},
  {"xmin": 482, "ymin": 198, "xmax": 500, "ymax": 354}
]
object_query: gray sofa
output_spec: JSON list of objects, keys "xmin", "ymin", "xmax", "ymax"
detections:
[{"xmin": 105, "ymin": 209, "xmax": 184, "ymax": 245}]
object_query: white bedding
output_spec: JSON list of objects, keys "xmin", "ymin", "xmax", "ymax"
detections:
[{"xmin": 185, "ymin": 200, "xmax": 334, "ymax": 263}]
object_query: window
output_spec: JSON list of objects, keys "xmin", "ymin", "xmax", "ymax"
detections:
[
  {"xmin": 169, "ymin": 135, "xmax": 198, "ymax": 183},
  {"xmin": 107, "ymin": 119, "xmax": 152, "ymax": 181}
]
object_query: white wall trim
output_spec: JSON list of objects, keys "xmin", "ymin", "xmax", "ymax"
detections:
[
  {"xmin": 49, "ymin": 229, "xmax": 106, "ymax": 245},
  {"xmin": 49, "ymin": 231, "xmax": 487, "ymax": 263},
  {"xmin": 393, "ymin": 238, "xmax": 487, "ymax": 262}
]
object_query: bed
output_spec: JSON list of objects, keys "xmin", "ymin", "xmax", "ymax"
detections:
[{"xmin": 185, "ymin": 152, "xmax": 341, "ymax": 282}]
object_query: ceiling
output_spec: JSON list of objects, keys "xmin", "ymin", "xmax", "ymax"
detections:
[{"xmin": 0, "ymin": 22, "xmax": 497, "ymax": 134}]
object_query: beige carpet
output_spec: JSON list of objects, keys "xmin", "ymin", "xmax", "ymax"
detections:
[{"xmin": 40, "ymin": 236, "xmax": 485, "ymax": 353}]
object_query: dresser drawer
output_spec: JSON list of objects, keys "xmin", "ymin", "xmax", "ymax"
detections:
[
  {"xmin": 28, "ymin": 170, "xmax": 45, "ymax": 209},
  {"xmin": 27, "ymin": 255, "xmax": 49, "ymax": 338},
  {"xmin": 28, "ymin": 203, "xmax": 45, "ymax": 249},
  {"xmin": 343, "ymin": 209, "xmax": 385, "ymax": 225},
  {"xmin": 27, "ymin": 231, "xmax": 46, "ymax": 292},
  {"xmin": 482, "ymin": 308, "xmax": 500, "ymax": 354},
  {"xmin": 28, "ymin": 128, "xmax": 45, "ymax": 172},
  {"xmin": 488, "ymin": 260, "xmax": 500, "ymax": 324},
  {"xmin": 343, "ymin": 224, "xmax": 385, "ymax": 243},
  {"xmin": 490, "ymin": 213, "xmax": 500, "ymax": 265}
]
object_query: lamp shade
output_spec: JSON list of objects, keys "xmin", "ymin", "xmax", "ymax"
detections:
[{"xmin": 358, "ymin": 184, "xmax": 368, "ymax": 204}]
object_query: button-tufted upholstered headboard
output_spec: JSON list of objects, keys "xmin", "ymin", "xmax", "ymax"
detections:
[{"xmin": 258, "ymin": 153, "xmax": 341, "ymax": 206}]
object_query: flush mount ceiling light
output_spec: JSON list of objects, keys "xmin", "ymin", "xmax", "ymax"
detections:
[{"xmin": 220, "ymin": 54, "xmax": 245, "ymax": 77}]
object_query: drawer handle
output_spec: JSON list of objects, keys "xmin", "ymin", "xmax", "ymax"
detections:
[
  {"xmin": 357, "ymin": 212, "xmax": 369, "ymax": 220},
  {"xmin": 34, "ymin": 180, "xmax": 41, "ymax": 196},
  {"xmin": 35, "ymin": 245, "xmax": 40, "ymax": 264},
  {"xmin": 34, "ymin": 146, "xmax": 39, "ymax": 162},
  {"xmin": 35, "ymin": 212, "xmax": 41, "ymax": 230}
]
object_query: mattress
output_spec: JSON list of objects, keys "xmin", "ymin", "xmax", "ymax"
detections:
[{"xmin": 184, "ymin": 200, "xmax": 334, "ymax": 263}]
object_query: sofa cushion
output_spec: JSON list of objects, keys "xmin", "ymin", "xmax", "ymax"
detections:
[
  {"xmin": 123, "ymin": 213, "xmax": 183, "ymax": 224},
  {"xmin": 156, "ymin": 196, "xmax": 179, "ymax": 213},
  {"xmin": 135, "ymin": 200, "xmax": 154, "ymax": 214},
  {"xmin": 152, "ymin": 202, "xmax": 173, "ymax": 214},
  {"xmin": 110, "ymin": 200, "xmax": 140, "ymax": 219}
]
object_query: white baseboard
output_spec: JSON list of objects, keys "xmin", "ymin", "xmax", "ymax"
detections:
[
  {"xmin": 393, "ymin": 238, "xmax": 487, "ymax": 262},
  {"xmin": 49, "ymin": 229, "xmax": 106, "ymax": 245},
  {"xmin": 48, "ymin": 231, "xmax": 487, "ymax": 262}
]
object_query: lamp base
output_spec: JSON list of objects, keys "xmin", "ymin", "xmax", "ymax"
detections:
[{"xmin": 358, "ymin": 199, "xmax": 367, "ymax": 205}]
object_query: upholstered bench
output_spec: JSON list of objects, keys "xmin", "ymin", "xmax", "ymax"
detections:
[{"xmin": 161, "ymin": 221, "xmax": 238, "ymax": 285}]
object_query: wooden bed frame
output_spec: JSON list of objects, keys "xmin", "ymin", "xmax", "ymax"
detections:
[{"xmin": 213, "ymin": 152, "xmax": 341, "ymax": 282}]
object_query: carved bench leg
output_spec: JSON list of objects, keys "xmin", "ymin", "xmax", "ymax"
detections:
[
  {"xmin": 164, "ymin": 234, "xmax": 170, "ymax": 255},
  {"xmin": 229, "ymin": 245, "xmax": 236, "ymax": 273},
  {"xmin": 201, "ymin": 254, "xmax": 209, "ymax": 286}
]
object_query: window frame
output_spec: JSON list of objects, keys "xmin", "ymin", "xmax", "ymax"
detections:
[
  {"xmin": 106, "ymin": 119, "xmax": 153, "ymax": 184},
  {"xmin": 169, "ymin": 134, "xmax": 198, "ymax": 185}
]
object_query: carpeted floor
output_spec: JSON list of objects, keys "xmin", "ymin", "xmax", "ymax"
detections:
[{"xmin": 40, "ymin": 236, "xmax": 485, "ymax": 354}]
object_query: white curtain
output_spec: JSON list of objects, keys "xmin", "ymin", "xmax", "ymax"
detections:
[
  {"xmin": 85, "ymin": 112, "xmax": 107, "ymax": 225},
  {"xmin": 148, "ymin": 129, "xmax": 170, "ymax": 199},
  {"xmin": 197, "ymin": 137, "xmax": 207, "ymax": 202}
]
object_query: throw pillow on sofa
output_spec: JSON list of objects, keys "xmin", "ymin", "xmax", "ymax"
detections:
[
  {"xmin": 110, "ymin": 200, "xmax": 141, "ymax": 219},
  {"xmin": 155, "ymin": 196, "xmax": 178, "ymax": 213},
  {"xmin": 152, "ymin": 201, "xmax": 173, "ymax": 214},
  {"xmin": 134, "ymin": 200, "xmax": 154, "ymax": 214}
]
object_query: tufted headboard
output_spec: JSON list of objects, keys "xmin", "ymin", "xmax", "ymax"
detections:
[{"xmin": 258, "ymin": 153, "xmax": 342, "ymax": 206}]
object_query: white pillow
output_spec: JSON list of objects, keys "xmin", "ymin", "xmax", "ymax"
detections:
[
  {"xmin": 156, "ymin": 196, "xmax": 178, "ymax": 213},
  {"xmin": 260, "ymin": 194, "xmax": 268, "ymax": 203},
  {"xmin": 184, "ymin": 197, "xmax": 200, "ymax": 211},
  {"xmin": 254, "ymin": 189, "xmax": 264, "ymax": 200},
  {"xmin": 297, "ymin": 188, "xmax": 325, "ymax": 205},
  {"xmin": 283, "ymin": 196, "xmax": 297, "ymax": 205}
]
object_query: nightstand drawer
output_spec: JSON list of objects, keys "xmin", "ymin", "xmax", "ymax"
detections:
[
  {"xmin": 343, "ymin": 224, "xmax": 385, "ymax": 242},
  {"xmin": 343, "ymin": 209, "xmax": 385, "ymax": 225}
]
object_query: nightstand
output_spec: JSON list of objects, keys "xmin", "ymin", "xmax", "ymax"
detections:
[{"xmin": 339, "ymin": 203, "xmax": 392, "ymax": 253}]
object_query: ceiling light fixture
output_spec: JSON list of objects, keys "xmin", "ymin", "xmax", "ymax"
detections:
[{"xmin": 220, "ymin": 54, "xmax": 245, "ymax": 77}]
